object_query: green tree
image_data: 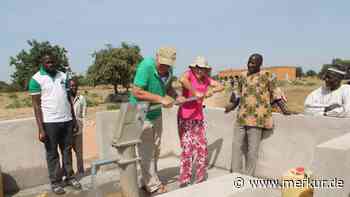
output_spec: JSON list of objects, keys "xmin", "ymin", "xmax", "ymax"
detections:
[
  {"xmin": 305, "ymin": 70, "xmax": 317, "ymax": 77},
  {"xmin": 10, "ymin": 40, "xmax": 69, "ymax": 90},
  {"xmin": 87, "ymin": 42, "xmax": 142, "ymax": 94}
]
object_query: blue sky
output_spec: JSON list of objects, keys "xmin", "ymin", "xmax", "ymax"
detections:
[{"xmin": 1, "ymin": 0, "xmax": 350, "ymax": 82}]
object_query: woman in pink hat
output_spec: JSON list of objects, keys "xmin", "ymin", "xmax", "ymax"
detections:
[{"xmin": 177, "ymin": 56, "xmax": 224, "ymax": 187}]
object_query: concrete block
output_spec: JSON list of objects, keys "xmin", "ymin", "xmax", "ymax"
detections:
[
  {"xmin": 0, "ymin": 118, "xmax": 49, "ymax": 192},
  {"xmin": 311, "ymin": 133, "xmax": 350, "ymax": 197},
  {"xmin": 0, "ymin": 165, "xmax": 3, "ymax": 197},
  {"xmin": 158, "ymin": 173, "xmax": 279, "ymax": 197},
  {"xmin": 95, "ymin": 111, "xmax": 121, "ymax": 171},
  {"xmin": 256, "ymin": 114, "xmax": 350, "ymax": 179},
  {"xmin": 95, "ymin": 111, "xmax": 120, "ymax": 160},
  {"xmin": 96, "ymin": 108, "xmax": 350, "ymax": 180}
]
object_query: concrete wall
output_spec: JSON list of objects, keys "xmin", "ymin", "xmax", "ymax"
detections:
[
  {"xmin": 1, "ymin": 107, "xmax": 349, "ymax": 194},
  {"xmin": 312, "ymin": 133, "xmax": 350, "ymax": 197},
  {"xmin": 158, "ymin": 173, "xmax": 279, "ymax": 197},
  {"xmin": 160, "ymin": 108, "xmax": 350, "ymax": 179},
  {"xmin": 96, "ymin": 108, "xmax": 350, "ymax": 179},
  {"xmin": 0, "ymin": 118, "xmax": 48, "ymax": 193},
  {"xmin": 0, "ymin": 165, "xmax": 3, "ymax": 197},
  {"xmin": 96, "ymin": 111, "xmax": 120, "ymax": 160}
]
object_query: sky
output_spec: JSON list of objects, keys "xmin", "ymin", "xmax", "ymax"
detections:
[{"xmin": 1, "ymin": 0, "xmax": 350, "ymax": 82}]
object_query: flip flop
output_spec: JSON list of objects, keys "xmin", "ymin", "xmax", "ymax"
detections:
[{"xmin": 154, "ymin": 184, "xmax": 167, "ymax": 194}]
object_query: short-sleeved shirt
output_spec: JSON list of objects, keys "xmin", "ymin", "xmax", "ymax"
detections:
[
  {"xmin": 178, "ymin": 70, "xmax": 212, "ymax": 120},
  {"xmin": 236, "ymin": 71, "xmax": 278, "ymax": 129},
  {"xmin": 73, "ymin": 95, "xmax": 87, "ymax": 135},
  {"xmin": 129, "ymin": 57, "xmax": 172, "ymax": 120},
  {"xmin": 28, "ymin": 66, "xmax": 72, "ymax": 123}
]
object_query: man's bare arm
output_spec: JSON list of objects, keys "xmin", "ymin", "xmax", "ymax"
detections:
[
  {"xmin": 132, "ymin": 86, "xmax": 163, "ymax": 103},
  {"xmin": 32, "ymin": 95, "xmax": 46, "ymax": 142}
]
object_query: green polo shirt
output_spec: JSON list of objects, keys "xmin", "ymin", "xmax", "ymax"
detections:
[{"xmin": 129, "ymin": 57, "xmax": 172, "ymax": 120}]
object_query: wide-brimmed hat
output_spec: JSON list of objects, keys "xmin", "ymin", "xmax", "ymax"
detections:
[
  {"xmin": 189, "ymin": 56, "xmax": 211, "ymax": 69},
  {"xmin": 157, "ymin": 47, "xmax": 176, "ymax": 66}
]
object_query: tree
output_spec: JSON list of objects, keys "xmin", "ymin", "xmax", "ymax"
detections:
[
  {"xmin": 10, "ymin": 40, "xmax": 69, "ymax": 90},
  {"xmin": 296, "ymin": 67, "xmax": 304, "ymax": 78},
  {"xmin": 305, "ymin": 70, "xmax": 317, "ymax": 77},
  {"xmin": 87, "ymin": 42, "xmax": 142, "ymax": 94}
]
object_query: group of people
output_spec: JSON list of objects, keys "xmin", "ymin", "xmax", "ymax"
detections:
[
  {"xmin": 29, "ymin": 54, "xmax": 87, "ymax": 195},
  {"xmin": 29, "ymin": 47, "xmax": 350, "ymax": 195}
]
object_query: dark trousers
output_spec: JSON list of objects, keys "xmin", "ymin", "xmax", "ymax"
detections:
[
  {"xmin": 43, "ymin": 120, "xmax": 74, "ymax": 185},
  {"xmin": 72, "ymin": 133, "xmax": 84, "ymax": 173}
]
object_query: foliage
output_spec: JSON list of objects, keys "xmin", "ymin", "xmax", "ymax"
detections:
[
  {"xmin": 86, "ymin": 97, "xmax": 99, "ymax": 107},
  {"xmin": 8, "ymin": 93, "xmax": 18, "ymax": 99},
  {"xmin": 305, "ymin": 70, "xmax": 317, "ymax": 77},
  {"xmin": 87, "ymin": 42, "xmax": 143, "ymax": 94},
  {"xmin": 72, "ymin": 75, "xmax": 92, "ymax": 87},
  {"xmin": 6, "ymin": 97, "xmax": 32, "ymax": 109},
  {"xmin": 106, "ymin": 103, "xmax": 120, "ymax": 111},
  {"xmin": 10, "ymin": 40, "xmax": 69, "ymax": 90}
]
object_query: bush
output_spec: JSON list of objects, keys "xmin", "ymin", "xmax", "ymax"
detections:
[
  {"xmin": 305, "ymin": 82, "xmax": 316, "ymax": 86},
  {"xmin": 8, "ymin": 93, "xmax": 18, "ymax": 99},
  {"xmin": 276, "ymin": 80, "xmax": 289, "ymax": 87},
  {"xmin": 6, "ymin": 99, "xmax": 22, "ymax": 109},
  {"xmin": 86, "ymin": 97, "xmax": 99, "ymax": 107},
  {"xmin": 106, "ymin": 103, "xmax": 120, "ymax": 111},
  {"xmin": 5, "ymin": 97, "xmax": 32, "ymax": 109},
  {"xmin": 90, "ymin": 93, "xmax": 99, "ymax": 98}
]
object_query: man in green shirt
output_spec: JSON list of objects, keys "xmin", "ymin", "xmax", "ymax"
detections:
[{"xmin": 130, "ymin": 47, "xmax": 178, "ymax": 194}]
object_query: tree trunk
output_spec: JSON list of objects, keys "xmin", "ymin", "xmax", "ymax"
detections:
[{"xmin": 113, "ymin": 83, "xmax": 118, "ymax": 95}]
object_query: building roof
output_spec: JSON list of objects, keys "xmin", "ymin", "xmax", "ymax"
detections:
[{"xmin": 219, "ymin": 66, "xmax": 297, "ymax": 73}]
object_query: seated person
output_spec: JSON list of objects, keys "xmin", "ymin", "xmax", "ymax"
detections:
[{"xmin": 304, "ymin": 66, "xmax": 350, "ymax": 117}]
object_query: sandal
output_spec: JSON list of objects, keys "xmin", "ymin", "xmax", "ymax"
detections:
[
  {"xmin": 52, "ymin": 185, "xmax": 66, "ymax": 195},
  {"xmin": 66, "ymin": 178, "xmax": 82, "ymax": 190},
  {"xmin": 154, "ymin": 184, "xmax": 167, "ymax": 194},
  {"xmin": 141, "ymin": 184, "xmax": 167, "ymax": 195}
]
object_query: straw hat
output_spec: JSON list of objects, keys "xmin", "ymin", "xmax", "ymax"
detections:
[
  {"xmin": 189, "ymin": 56, "xmax": 211, "ymax": 69},
  {"xmin": 157, "ymin": 47, "xmax": 177, "ymax": 66}
]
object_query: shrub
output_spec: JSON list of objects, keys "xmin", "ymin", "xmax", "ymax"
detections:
[
  {"xmin": 106, "ymin": 103, "xmax": 120, "ymax": 111},
  {"xmin": 90, "ymin": 93, "xmax": 99, "ymax": 98},
  {"xmin": 5, "ymin": 97, "xmax": 32, "ymax": 109},
  {"xmin": 86, "ymin": 97, "xmax": 99, "ymax": 107},
  {"xmin": 8, "ymin": 93, "xmax": 18, "ymax": 99}
]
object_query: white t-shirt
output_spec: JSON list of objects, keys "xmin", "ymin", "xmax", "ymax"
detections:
[
  {"xmin": 29, "ymin": 68, "xmax": 72, "ymax": 123},
  {"xmin": 73, "ymin": 95, "xmax": 87, "ymax": 135},
  {"xmin": 304, "ymin": 84, "xmax": 350, "ymax": 117}
]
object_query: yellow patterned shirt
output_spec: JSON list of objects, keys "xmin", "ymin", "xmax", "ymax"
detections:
[{"xmin": 236, "ymin": 71, "xmax": 279, "ymax": 129}]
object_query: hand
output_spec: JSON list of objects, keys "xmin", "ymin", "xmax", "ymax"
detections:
[
  {"xmin": 205, "ymin": 89, "xmax": 214, "ymax": 98},
  {"xmin": 175, "ymin": 96, "xmax": 187, "ymax": 105},
  {"xmin": 72, "ymin": 119, "xmax": 79, "ymax": 134},
  {"xmin": 39, "ymin": 130, "xmax": 47, "ymax": 142},
  {"xmin": 224, "ymin": 104, "xmax": 234, "ymax": 113},
  {"xmin": 324, "ymin": 103, "xmax": 342, "ymax": 112},
  {"xmin": 161, "ymin": 95, "xmax": 175, "ymax": 108}
]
